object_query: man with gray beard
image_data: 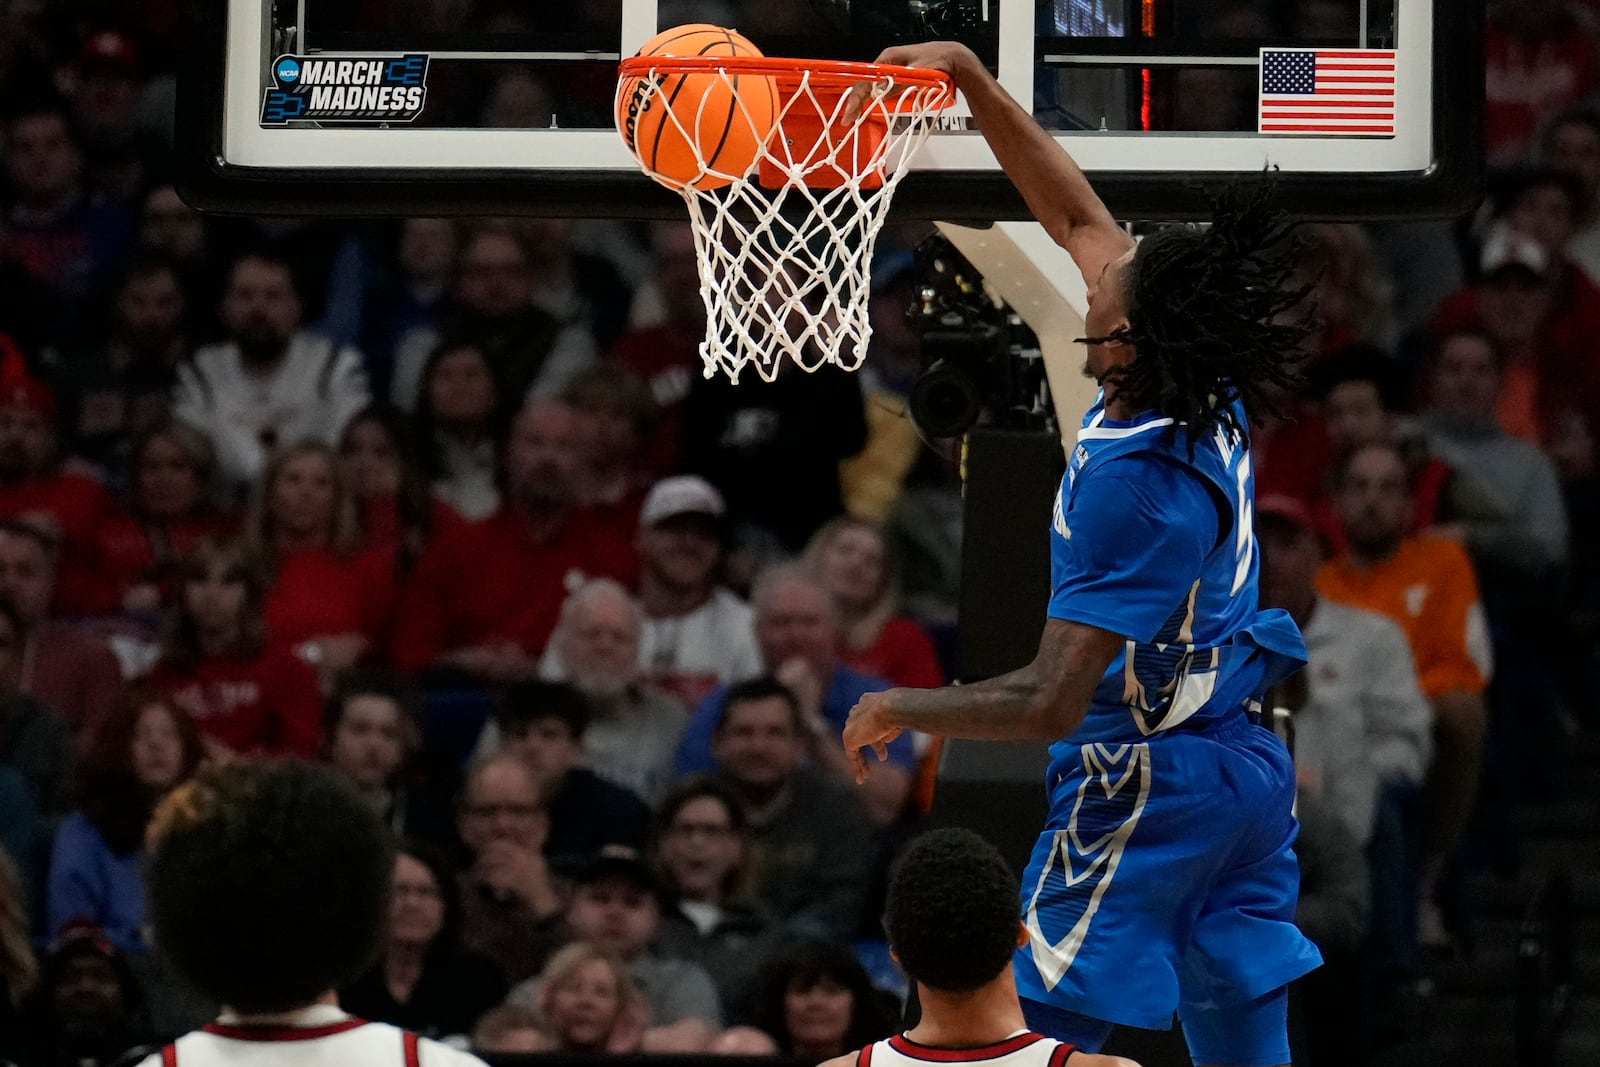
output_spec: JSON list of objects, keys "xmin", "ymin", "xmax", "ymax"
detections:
[{"xmin": 542, "ymin": 578, "xmax": 684, "ymax": 805}]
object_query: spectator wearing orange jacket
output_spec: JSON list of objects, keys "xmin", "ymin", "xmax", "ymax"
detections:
[{"xmin": 1318, "ymin": 441, "xmax": 1493, "ymax": 942}]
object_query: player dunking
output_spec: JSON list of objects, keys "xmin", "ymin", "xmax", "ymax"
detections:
[
  {"xmin": 137, "ymin": 760, "xmax": 487, "ymax": 1067},
  {"xmin": 843, "ymin": 42, "xmax": 1321, "ymax": 1067},
  {"xmin": 821, "ymin": 827, "xmax": 1139, "ymax": 1067}
]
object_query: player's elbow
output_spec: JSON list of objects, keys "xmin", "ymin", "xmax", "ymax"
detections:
[{"xmin": 1029, "ymin": 683, "xmax": 1085, "ymax": 739}]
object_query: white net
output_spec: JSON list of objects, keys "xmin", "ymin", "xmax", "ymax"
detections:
[{"xmin": 616, "ymin": 60, "xmax": 953, "ymax": 383}]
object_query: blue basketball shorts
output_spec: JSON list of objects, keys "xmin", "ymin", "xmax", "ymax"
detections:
[{"xmin": 1013, "ymin": 712, "xmax": 1322, "ymax": 1040}]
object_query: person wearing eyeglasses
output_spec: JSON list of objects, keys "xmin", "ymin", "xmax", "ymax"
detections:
[
  {"xmin": 649, "ymin": 776, "xmax": 775, "ymax": 1024},
  {"xmin": 453, "ymin": 754, "xmax": 565, "ymax": 985}
]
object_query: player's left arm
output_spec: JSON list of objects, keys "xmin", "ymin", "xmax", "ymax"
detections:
[
  {"xmin": 843, "ymin": 617, "xmax": 1123, "ymax": 774},
  {"xmin": 843, "ymin": 459, "xmax": 1214, "ymax": 777}
]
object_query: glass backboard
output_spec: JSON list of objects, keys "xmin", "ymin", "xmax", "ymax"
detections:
[{"xmin": 177, "ymin": 0, "xmax": 1481, "ymax": 220}]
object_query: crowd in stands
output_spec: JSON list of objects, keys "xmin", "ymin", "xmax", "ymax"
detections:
[{"xmin": 0, "ymin": 2, "xmax": 1598, "ymax": 1065}]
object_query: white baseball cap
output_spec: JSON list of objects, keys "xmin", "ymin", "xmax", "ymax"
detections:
[
  {"xmin": 640, "ymin": 475, "xmax": 725, "ymax": 527},
  {"xmin": 1480, "ymin": 223, "xmax": 1550, "ymax": 280}
]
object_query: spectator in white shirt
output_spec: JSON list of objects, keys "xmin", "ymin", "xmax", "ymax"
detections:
[
  {"xmin": 634, "ymin": 476, "xmax": 760, "ymax": 708},
  {"xmin": 1258, "ymin": 494, "xmax": 1431, "ymax": 845},
  {"xmin": 1258, "ymin": 493, "xmax": 1432, "ymax": 985},
  {"xmin": 173, "ymin": 251, "xmax": 370, "ymax": 491}
]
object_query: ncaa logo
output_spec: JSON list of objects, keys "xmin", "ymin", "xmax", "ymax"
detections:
[{"xmin": 275, "ymin": 56, "xmax": 301, "ymax": 83}]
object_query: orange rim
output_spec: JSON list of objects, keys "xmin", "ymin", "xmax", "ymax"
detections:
[{"xmin": 617, "ymin": 55, "xmax": 954, "ymax": 100}]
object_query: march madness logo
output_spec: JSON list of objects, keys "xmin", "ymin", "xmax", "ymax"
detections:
[{"xmin": 260, "ymin": 54, "xmax": 428, "ymax": 126}]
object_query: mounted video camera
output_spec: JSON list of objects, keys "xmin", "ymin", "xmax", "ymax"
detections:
[
  {"xmin": 907, "ymin": 235, "xmax": 1047, "ymax": 437},
  {"xmin": 908, "ymin": 0, "xmax": 989, "ymax": 39}
]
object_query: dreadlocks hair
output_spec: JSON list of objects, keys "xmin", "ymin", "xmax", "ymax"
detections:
[{"xmin": 1080, "ymin": 178, "xmax": 1315, "ymax": 443}]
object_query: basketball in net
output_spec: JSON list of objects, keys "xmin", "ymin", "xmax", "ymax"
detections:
[
  {"xmin": 616, "ymin": 46, "xmax": 953, "ymax": 383},
  {"xmin": 615, "ymin": 25, "xmax": 778, "ymax": 191}
]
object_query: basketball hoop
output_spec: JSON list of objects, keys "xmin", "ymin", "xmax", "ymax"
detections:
[{"xmin": 616, "ymin": 56, "xmax": 954, "ymax": 383}]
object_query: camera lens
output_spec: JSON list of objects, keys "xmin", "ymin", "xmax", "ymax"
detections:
[{"xmin": 910, "ymin": 359, "xmax": 983, "ymax": 437}]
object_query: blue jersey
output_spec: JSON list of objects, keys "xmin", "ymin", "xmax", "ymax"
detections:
[{"xmin": 1047, "ymin": 394, "xmax": 1306, "ymax": 749}]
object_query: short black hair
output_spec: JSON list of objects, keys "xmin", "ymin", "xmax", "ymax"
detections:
[
  {"xmin": 885, "ymin": 828, "xmax": 1021, "ymax": 993},
  {"xmin": 753, "ymin": 942, "xmax": 895, "ymax": 1055},
  {"xmin": 326, "ymin": 668, "xmax": 423, "ymax": 747},
  {"xmin": 651, "ymin": 776, "xmax": 752, "ymax": 899},
  {"xmin": 393, "ymin": 838, "xmax": 463, "ymax": 959},
  {"xmin": 1494, "ymin": 166, "xmax": 1585, "ymax": 221},
  {"xmin": 714, "ymin": 676, "xmax": 802, "ymax": 735},
  {"xmin": 1545, "ymin": 106, "xmax": 1600, "ymax": 149},
  {"xmin": 146, "ymin": 759, "xmax": 393, "ymax": 1014},
  {"xmin": 1308, "ymin": 344, "xmax": 1407, "ymax": 410},
  {"xmin": 497, "ymin": 680, "xmax": 591, "ymax": 740},
  {"xmin": 655, "ymin": 775, "xmax": 749, "ymax": 839},
  {"xmin": 1082, "ymin": 179, "xmax": 1312, "ymax": 442},
  {"xmin": 226, "ymin": 248, "xmax": 303, "ymax": 300}
]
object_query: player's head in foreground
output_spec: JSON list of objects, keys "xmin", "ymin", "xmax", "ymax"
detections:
[
  {"xmin": 885, "ymin": 829, "xmax": 1143, "ymax": 1067},
  {"xmin": 885, "ymin": 826, "xmax": 1025, "ymax": 993},
  {"xmin": 1080, "ymin": 180, "xmax": 1314, "ymax": 439},
  {"xmin": 146, "ymin": 758, "xmax": 393, "ymax": 1014}
]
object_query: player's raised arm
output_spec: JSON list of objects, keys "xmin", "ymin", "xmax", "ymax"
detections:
[{"xmin": 862, "ymin": 42, "xmax": 1134, "ymax": 285}]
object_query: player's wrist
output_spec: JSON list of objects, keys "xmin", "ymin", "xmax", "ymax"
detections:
[{"xmin": 945, "ymin": 45, "xmax": 983, "ymax": 86}]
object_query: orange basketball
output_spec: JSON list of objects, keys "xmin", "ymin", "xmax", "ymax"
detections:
[{"xmin": 617, "ymin": 25, "xmax": 778, "ymax": 190}]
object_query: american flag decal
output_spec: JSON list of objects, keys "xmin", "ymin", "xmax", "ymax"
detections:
[{"xmin": 1258, "ymin": 48, "xmax": 1396, "ymax": 136}]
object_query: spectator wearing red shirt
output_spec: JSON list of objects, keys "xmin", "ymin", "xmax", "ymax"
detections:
[
  {"xmin": 0, "ymin": 343, "xmax": 114, "ymax": 617},
  {"xmin": 95, "ymin": 418, "xmax": 236, "ymax": 624},
  {"xmin": 800, "ymin": 516, "xmax": 944, "ymax": 691},
  {"xmin": 0, "ymin": 520, "xmax": 123, "ymax": 746},
  {"xmin": 563, "ymin": 365, "xmax": 653, "ymax": 542},
  {"xmin": 391, "ymin": 397, "xmax": 638, "ymax": 683},
  {"xmin": 608, "ymin": 223, "xmax": 702, "ymax": 473},
  {"xmin": 246, "ymin": 441, "xmax": 396, "ymax": 681},
  {"xmin": 1486, "ymin": 0, "xmax": 1600, "ymax": 165},
  {"xmin": 145, "ymin": 537, "xmax": 321, "ymax": 757}
]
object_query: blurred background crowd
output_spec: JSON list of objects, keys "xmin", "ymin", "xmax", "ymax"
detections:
[{"xmin": 0, "ymin": 2, "xmax": 1596, "ymax": 1065}]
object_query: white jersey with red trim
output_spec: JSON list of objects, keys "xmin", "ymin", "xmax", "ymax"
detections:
[
  {"xmin": 136, "ymin": 1006, "xmax": 488, "ymax": 1067},
  {"xmin": 860, "ymin": 1030, "xmax": 1078, "ymax": 1067}
]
